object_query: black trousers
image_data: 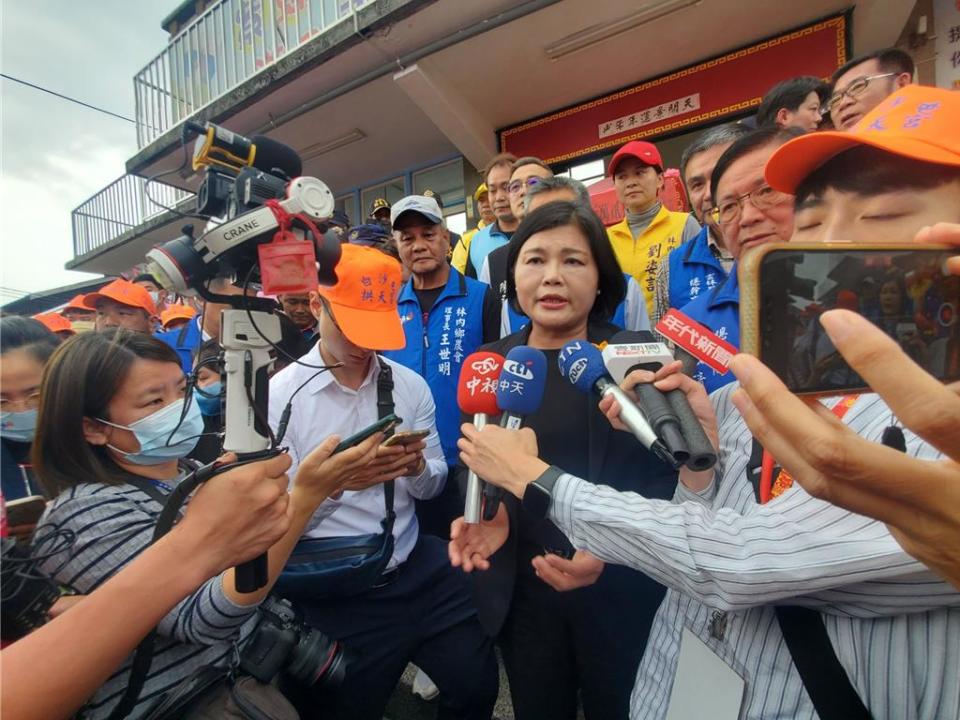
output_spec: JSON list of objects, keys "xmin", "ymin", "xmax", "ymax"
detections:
[
  {"xmin": 285, "ymin": 535, "xmax": 497, "ymax": 720},
  {"xmin": 499, "ymin": 565, "xmax": 666, "ymax": 720}
]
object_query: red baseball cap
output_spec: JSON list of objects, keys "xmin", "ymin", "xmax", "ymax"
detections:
[
  {"xmin": 608, "ymin": 141, "xmax": 664, "ymax": 176},
  {"xmin": 82, "ymin": 279, "xmax": 158, "ymax": 316},
  {"xmin": 316, "ymin": 244, "xmax": 405, "ymax": 350}
]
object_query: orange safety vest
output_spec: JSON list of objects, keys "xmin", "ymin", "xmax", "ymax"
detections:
[{"xmin": 606, "ymin": 206, "xmax": 689, "ymax": 310}]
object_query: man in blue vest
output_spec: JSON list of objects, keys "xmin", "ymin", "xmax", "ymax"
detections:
[
  {"xmin": 651, "ymin": 124, "xmax": 748, "ymax": 326},
  {"xmin": 383, "ymin": 195, "xmax": 500, "ymax": 537},
  {"xmin": 679, "ymin": 126, "xmax": 801, "ymax": 393}
]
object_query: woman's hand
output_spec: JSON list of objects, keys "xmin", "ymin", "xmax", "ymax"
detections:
[
  {"xmin": 532, "ymin": 550, "xmax": 604, "ymax": 592},
  {"xmin": 176, "ymin": 451, "xmax": 292, "ymax": 575},
  {"xmin": 448, "ymin": 504, "xmax": 509, "ymax": 572},
  {"xmin": 729, "ymin": 309, "xmax": 960, "ymax": 589},
  {"xmin": 457, "ymin": 424, "xmax": 546, "ymax": 498},
  {"xmin": 292, "ymin": 432, "xmax": 384, "ymax": 508}
]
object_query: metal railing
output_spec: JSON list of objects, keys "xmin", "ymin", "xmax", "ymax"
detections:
[
  {"xmin": 134, "ymin": 0, "xmax": 374, "ymax": 147},
  {"xmin": 71, "ymin": 175, "xmax": 195, "ymax": 257}
]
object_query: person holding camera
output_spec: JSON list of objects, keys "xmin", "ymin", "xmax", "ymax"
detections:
[
  {"xmin": 454, "ymin": 87, "xmax": 960, "ymax": 720},
  {"xmin": 29, "ymin": 329, "xmax": 382, "ymax": 719},
  {"xmin": 268, "ymin": 244, "xmax": 497, "ymax": 720}
]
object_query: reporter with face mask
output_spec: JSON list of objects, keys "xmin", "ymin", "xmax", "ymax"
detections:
[
  {"xmin": 1, "ymin": 317, "xmax": 61, "ymax": 501},
  {"xmin": 30, "ymin": 329, "xmax": 382, "ymax": 719}
]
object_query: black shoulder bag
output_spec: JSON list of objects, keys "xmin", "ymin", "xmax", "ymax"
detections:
[
  {"xmin": 744, "ymin": 438, "xmax": 872, "ymax": 720},
  {"xmin": 274, "ymin": 356, "xmax": 398, "ymax": 600}
]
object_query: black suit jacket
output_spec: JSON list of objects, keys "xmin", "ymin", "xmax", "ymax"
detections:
[{"xmin": 458, "ymin": 320, "xmax": 679, "ymax": 636}]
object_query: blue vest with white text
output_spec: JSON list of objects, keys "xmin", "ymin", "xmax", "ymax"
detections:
[
  {"xmin": 678, "ymin": 265, "xmax": 739, "ymax": 394},
  {"xmin": 667, "ymin": 225, "xmax": 728, "ymax": 312}
]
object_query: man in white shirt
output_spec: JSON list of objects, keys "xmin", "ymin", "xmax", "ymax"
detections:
[{"xmin": 269, "ymin": 244, "xmax": 496, "ymax": 720}]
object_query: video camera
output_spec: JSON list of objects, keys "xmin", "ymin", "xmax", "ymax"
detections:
[{"xmin": 145, "ymin": 122, "xmax": 343, "ymax": 593}]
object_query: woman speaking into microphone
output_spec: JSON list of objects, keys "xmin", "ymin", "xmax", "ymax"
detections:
[{"xmin": 449, "ymin": 201, "xmax": 678, "ymax": 720}]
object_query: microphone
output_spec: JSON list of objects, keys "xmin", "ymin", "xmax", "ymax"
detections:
[
  {"xmin": 250, "ymin": 135, "xmax": 303, "ymax": 178},
  {"xmin": 485, "ymin": 346, "xmax": 548, "ymax": 520},
  {"xmin": 604, "ymin": 331, "xmax": 717, "ymax": 471},
  {"xmin": 457, "ymin": 352, "xmax": 505, "ymax": 524},
  {"xmin": 558, "ymin": 340, "xmax": 677, "ymax": 468},
  {"xmin": 188, "ymin": 120, "xmax": 303, "ymax": 178}
]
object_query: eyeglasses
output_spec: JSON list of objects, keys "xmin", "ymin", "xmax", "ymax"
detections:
[
  {"xmin": 821, "ymin": 72, "xmax": 897, "ymax": 116},
  {"xmin": 0, "ymin": 392, "xmax": 42, "ymax": 413},
  {"xmin": 508, "ymin": 176, "xmax": 543, "ymax": 195},
  {"xmin": 710, "ymin": 184, "xmax": 793, "ymax": 225}
]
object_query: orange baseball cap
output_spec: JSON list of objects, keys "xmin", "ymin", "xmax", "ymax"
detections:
[
  {"xmin": 316, "ymin": 244, "xmax": 405, "ymax": 350},
  {"xmin": 82, "ymin": 279, "xmax": 158, "ymax": 316},
  {"xmin": 608, "ymin": 140, "xmax": 663, "ymax": 176},
  {"xmin": 160, "ymin": 303, "xmax": 197, "ymax": 329},
  {"xmin": 33, "ymin": 312, "xmax": 75, "ymax": 336},
  {"xmin": 63, "ymin": 294, "xmax": 93, "ymax": 312},
  {"xmin": 766, "ymin": 85, "xmax": 960, "ymax": 193}
]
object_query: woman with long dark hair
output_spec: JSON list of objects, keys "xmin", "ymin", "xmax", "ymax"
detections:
[
  {"xmin": 449, "ymin": 202, "xmax": 678, "ymax": 719},
  {"xmin": 31, "ymin": 329, "xmax": 381, "ymax": 719}
]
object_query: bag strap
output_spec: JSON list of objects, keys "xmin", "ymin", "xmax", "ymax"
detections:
[
  {"xmin": 376, "ymin": 356, "xmax": 396, "ymax": 533},
  {"xmin": 745, "ymin": 438, "xmax": 872, "ymax": 720}
]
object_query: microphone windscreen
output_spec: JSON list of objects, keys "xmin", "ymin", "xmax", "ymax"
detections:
[
  {"xmin": 611, "ymin": 329, "xmax": 656, "ymax": 344},
  {"xmin": 457, "ymin": 352, "xmax": 504, "ymax": 415},
  {"xmin": 496, "ymin": 346, "xmax": 547, "ymax": 415},
  {"xmin": 251, "ymin": 135, "xmax": 303, "ymax": 178},
  {"xmin": 558, "ymin": 340, "xmax": 607, "ymax": 394}
]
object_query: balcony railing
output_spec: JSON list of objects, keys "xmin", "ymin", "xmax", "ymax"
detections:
[
  {"xmin": 134, "ymin": 0, "xmax": 374, "ymax": 147},
  {"xmin": 71, "ymin": 175, "xmax": 195, "ymax": 257}
]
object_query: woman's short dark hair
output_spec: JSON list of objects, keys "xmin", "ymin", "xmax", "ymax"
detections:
[
  {"xmin": 33, "ymin": 329, "xmax": 182, "ymax": 496},
  {"xmin": 0, "ymin": 316, "xmax": 60, "ymax": 364},
  {"xmin": 710, "ymin": 126, "xmax": 805, "ymax": 206},
  {"xmin": 505, "ymin": 201, "xmax": 626, "ymax": 323},
  {"xmin": 795, "ymin": 146, "xmax": 960, "ymax": 206}
]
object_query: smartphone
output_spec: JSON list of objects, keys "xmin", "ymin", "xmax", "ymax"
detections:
[
  {"xmin": 381, "ymin": 429, "xmax": 430, "ymax": 447},
  {"xmin": 5, "ymin": 495, "xmax": 47, "ymax": 528},
  {"xmin": 333, "ymin": 414, "xmax": 401, "ymax": 454},
  {"xmin": 740, "ymin": 243, "xmax": 959, "ymax": 395}
]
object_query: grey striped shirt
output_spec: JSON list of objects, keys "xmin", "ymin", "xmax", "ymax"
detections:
[
  {"xmin": 548, "ymin": 384, "xmax": 960, "ymax": 719},
  {"xmin": 35, "ymin": 481, "xmax": 260, "ymax": 719}
]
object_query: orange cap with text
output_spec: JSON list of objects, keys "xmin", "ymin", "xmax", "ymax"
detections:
[
  {"xmin": 33, "ymin": 312, "xmax": 75, "ymax": 336},
  {"xmin": 82, "ymin": 279, "xmax": 158, "ymax": 316},
  {"xmin": 766, "ymin": 85, "xmax": 960, "ymax": 193},
  {"xmin": 160, "ymin": 303, "xmax": 197, "ymax": 329},
  {"xmin": 316, "ymin": 244, "xmax": 405, "ymax": 350}
]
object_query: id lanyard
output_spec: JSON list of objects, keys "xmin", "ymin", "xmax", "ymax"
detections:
[{"xmin": 759, "ymin": 395, "xmax": 859, "ymax": 504}]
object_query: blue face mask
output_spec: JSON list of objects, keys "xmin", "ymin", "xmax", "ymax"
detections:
[
  {"xmin": 1, "ymin": 409, "xmax": 37, "ymax": 443},
  {"xmin": 196, "ymin": 381, "xmax": 223, "ymax": 417},
  {"xmin": 99, "ymin": 398, "xmax": 203, "ymax": 465}
]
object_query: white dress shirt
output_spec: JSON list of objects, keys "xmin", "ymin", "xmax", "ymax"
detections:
[
  {"xmin": 547, "ymin": 384, "xmax": 959, "ymax": 719},
  {"xmin": 268, "ymin": 344, "xmax": 447, "ymax": 568}
]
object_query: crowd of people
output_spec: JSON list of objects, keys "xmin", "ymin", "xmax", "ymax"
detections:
[{"xmin": 1, "ymin": 46, "xmax": 959, "ymax": 720}]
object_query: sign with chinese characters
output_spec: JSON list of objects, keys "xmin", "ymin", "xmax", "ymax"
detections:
[
  {"xmin": 934, "ymin": 0, "xmax": 960, "ymax": 89},
  {"xmin": 656, "ymin": 309, "xmax": 736, "ymax": 374},
  {"xmin": 501, "ymin": 14, "xmax": 847, "ymax": 164},
  {"xmin": 598, "ymin": 94, "xmax": 701, "ymax": 140}
]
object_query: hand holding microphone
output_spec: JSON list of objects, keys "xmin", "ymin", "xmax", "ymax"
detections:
[{"xmin": 456, "ymin": 352, "xmax": 505, "ymax": 524}]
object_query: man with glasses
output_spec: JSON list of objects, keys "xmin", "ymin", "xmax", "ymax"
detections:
[
  {"xmin": 478, "ymin": 157, "xmax": 554, "ymax": 299},
  {"xmin": 676, "ymin": 126, "xmax": 802, "ymax": 392},
  {"xmin": 825, "ymin": 48, "xmax": 913, "ymax": 131},
  {"xmin": 465, "ymin": 153, "xmax": 520, "ymax": 279}
]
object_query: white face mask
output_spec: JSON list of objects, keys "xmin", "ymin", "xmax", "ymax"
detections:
[{"xmin": 97, "ymin": 398, "xmax": 202, "ymax": 466}]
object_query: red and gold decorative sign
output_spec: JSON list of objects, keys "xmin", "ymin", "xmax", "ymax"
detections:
[{"xmin": 501, "ymin": 14, "xmax": 847, "ymax": 164}]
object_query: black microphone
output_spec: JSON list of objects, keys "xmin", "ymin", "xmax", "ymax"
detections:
[
  {"xmin": 604, "ymin": 330, "xmax": 717, "ymax": 471},
  {"xmin": 250, "ymin": 135, "xmax": 302, "ymax": 178}
]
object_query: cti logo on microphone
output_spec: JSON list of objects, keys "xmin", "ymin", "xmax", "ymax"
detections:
[{"xmin": 502, "ymin": 359, "xmax": 534, "ymax": 380}]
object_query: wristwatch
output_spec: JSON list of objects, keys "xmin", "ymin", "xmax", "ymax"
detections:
[{"xmin": 521, "ymin": 465, "xmax": 565, "ymax": 520}]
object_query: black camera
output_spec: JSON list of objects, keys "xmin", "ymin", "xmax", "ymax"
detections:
[{"xmin": 240, "ymin": 596, "xmax": 348, "ymax": 687}]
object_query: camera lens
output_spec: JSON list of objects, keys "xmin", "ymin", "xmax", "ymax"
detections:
[{"xmin": 285, "ymin": 626, "xmax": 348, "ymax": 687}]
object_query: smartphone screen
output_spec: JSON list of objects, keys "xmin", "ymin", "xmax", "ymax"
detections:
[{"xmin": 756, "ymin": 247, "xmax": 959, "ymax": 394}]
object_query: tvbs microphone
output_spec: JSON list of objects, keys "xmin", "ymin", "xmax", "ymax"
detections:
[
  {"xmin": 456, "ymin": 352, "xmax": 505, "ymax": 524},
  {"xmin": 485, "ymin": 346, "xmax": 548, "ymax": 520},
  {"xmin": 603, "ymin": 330, "xmax": 717, "ymax": 471},
  {"xmin": 558, "ymin": 340, "xmax": 677, "ymax": 468}
]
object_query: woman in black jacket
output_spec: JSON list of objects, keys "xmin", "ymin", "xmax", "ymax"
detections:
[{"xmin": 450, "ymin": 202, "xmax": 678, "ymax": 720}]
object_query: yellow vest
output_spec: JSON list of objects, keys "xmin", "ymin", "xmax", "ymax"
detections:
[
  {"xmin": 606, "ymin": 207, "xmax": 689, "ymax": 309},
  {"xmin": 452, "ymin": 219, "xmax": 488, "ymax": 273}
]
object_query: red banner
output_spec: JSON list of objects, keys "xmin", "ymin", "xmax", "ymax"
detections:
[{"xmin": 501, "ymin": 15, "xmax": 847, "ymax": 164}]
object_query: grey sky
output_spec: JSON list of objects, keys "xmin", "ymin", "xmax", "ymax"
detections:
[{"xmin": 1, "ymin": 0, "xmax": 170, "ymax": 303}]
